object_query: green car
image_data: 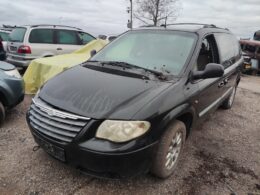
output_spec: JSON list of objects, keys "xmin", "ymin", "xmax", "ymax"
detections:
[{"xmin": 0, "ymin": 61, "xmax": 24, "ymax": 125}]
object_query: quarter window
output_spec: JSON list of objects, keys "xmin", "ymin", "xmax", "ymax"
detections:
[
  {"xmin": 78, "ymin": 32, "xmax": 95, "ymax": 45},
  {"xmin": 57, "ymin": 30, "xmax": 78, "ymax": 45},
  {"xmin": 29, "ymin": 29, "xmax": 54, "ymax": 44}
]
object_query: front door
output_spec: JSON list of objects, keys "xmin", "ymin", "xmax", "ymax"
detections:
[{"xmin": 192, "ymin": 34, "xmax": 225, "ymax": 119}]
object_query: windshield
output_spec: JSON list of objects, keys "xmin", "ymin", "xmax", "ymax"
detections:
[
  {"xmin": 9, "ymin": 27, "xmax": 26, "ymax": 42},
  {"xmin": 91, "ymin": 30, "xmax": 197, "ymax": 75},
  {"xmin": 0, "ymin": 32, "xmax": 10, "ymax": 41}
]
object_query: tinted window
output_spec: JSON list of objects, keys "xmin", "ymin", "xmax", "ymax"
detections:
[
  {"xmin": 78, "ymin": 32, "xmax": 95, "ymax": 45},
  {"xmin": 29, "ymin": 29, "xmax": 54, "ymax": 44},
  {"xmin": 215, "ymin": 33, "xmax": 240, "ymax": 67},
  {"xmin": 9, "ymin": 27, "xmax": 26, "ymax": 42},
  {"xmin": 92, "ymin": 31, "xmax": 197, "ymax": 75},
  {"xmin": 0, "ymin": 32, "xmax": 9, "ymax": 41},
  {"xmin": 57, "ymin": 30, "xmax": 78, "ymax": 45}
]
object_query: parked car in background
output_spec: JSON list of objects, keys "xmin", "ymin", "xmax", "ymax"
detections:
[
  {"xmin": 0, "ymin": 37, "xmax": 6, "ymax": 61},
  {"xmin": 6, "ymin": 25, "xmax": 96, "ymax": 68},
  {"xmin": 23, "ymin": 39, "xmax": 107, "ymax": 94},
  {"xmin": 27, "ymin": 24, "xmax": 242, "ymax": 179},
  {"xmin": 0, "ymin": 29, "xmax": 11, "ymax": 51},
  {"xmin": 253, "ymin": 30, "xmax": 260, "ymax": 41},
  {"xmin": 240, "ymin": 39, "xmax": 260, "ymax": 75},
  {"xmin": 0, "ymin": 61, "xmax": 24, "ymax": 125},
  {"xmin": 98, "ymin": 34, "xmax": 118, "ymax": 42}
]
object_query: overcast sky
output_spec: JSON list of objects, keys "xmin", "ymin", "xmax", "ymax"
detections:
[{"xmin": 0, "ymin": 0, "xmax": 259, "ymax": 38}]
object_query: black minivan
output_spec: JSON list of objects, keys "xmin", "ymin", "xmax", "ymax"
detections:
[{"xmin": 27, "ymin": 24, "xmax": 242, "ymax": 179}]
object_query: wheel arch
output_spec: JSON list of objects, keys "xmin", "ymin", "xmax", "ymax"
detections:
[
  {"xmin": 0, "ymin": 90, "xmax": 8, "ymax": 106},
  {"xmin": 157, "ymin": 103, "xmax": 196, "ymax": 139},
  {"xmin": 176, "ymin": 112, "xmax": 194, "ymax": 138}
]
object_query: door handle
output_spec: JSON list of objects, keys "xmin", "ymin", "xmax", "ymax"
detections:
[
  {"xmin": 57, "ymin": 48, "xmax": 63, "ymax": 51},
  {"xmin": 218, "ymin": 81, "xmax": 225, "ymax": 88},
  {"xmin": 224, "ymin": 78, "xmax": 229, "ymax": 84}
]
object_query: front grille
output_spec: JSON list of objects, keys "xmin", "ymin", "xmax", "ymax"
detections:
[{"xmin": 29, "ymin": 98, "xmax": 90, "ymax": 143}]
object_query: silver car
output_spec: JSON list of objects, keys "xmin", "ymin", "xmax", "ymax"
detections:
[
  {"xmin": 0, "ymin": 30, "xmax": 11, "ymax": 51},
  {"xmin": 6, "ymin": 25, "xmax": 96, "ymax": 68}
]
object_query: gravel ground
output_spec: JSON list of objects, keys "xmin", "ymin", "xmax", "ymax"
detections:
[{"xmin": 0, "ymin": 75, "xmax": 259, "ymax": 195}]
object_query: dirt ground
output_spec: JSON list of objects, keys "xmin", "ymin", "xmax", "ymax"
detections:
[{"xmin": 0, "ymin": 75, "xmax": 259, "ymax": 195}]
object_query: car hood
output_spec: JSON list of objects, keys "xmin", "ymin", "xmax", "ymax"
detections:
[
  {"xmin": 0, "ymin": 61, "xmax": 15, "ymax": 71},
  {"xmin": 39, "ymin": 65, "xmax": 173, "ymax": 120}
]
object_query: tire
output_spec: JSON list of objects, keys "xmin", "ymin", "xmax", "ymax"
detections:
[
  {"xmin": 222, "ymin": 85, "xmax": 237, "ymax": 109},
  {"xmin": 0, "ymin": 101, "xmax": 5, "ymax": 126},
  {"xmin": 151, "ymin": 120, "xmax": 186, "ymax": 178}
]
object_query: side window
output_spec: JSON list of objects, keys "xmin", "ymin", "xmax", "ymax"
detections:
[
  {"xmin": 29, "ymin": 29, "xmax": 54, "ymax": 44},
  {"xmin": 195, "ymin": 35, "xmax": 218, "ymax": 71},
  {"xmin": 215, "ymin": 33, "xmax": 240, "ymax": 68},
  {"xmin": 57, "ymin": 30, "xmax": 78, "ymax": 45},
  {"xmin": 78, "ymin": 32, "xmax": 95, "ymax": 45}
]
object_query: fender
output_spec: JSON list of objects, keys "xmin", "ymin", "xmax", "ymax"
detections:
[{"xmin": 153, "ymin": 103, "xmax": 196, "ymax": 139}]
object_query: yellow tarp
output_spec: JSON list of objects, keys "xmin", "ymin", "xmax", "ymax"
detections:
[{"xmin": 23, "ymin": 40, "xmax": 107, "ymax": 94}]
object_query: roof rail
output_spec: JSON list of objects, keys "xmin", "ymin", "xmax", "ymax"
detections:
[
  {"xmin": 160, "ymin": 23, "xmax": 230, "ymax": 31},
  {"xmin": 30, "ymin": 24, "xmax": 82, "ymax": 30},
  {"xmin": 139, "ymin": 25, "xmax": 156, "ymax": 27},
  {"xmin": 139, "ymin": 23, "xmax": 229, "ymax": 31},
  {"xmin": 160, "ymin": 23, "xmax": 216, "ymax": 28}
]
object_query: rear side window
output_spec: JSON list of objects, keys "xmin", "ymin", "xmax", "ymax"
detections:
[
  {"xmin": 9, "ymin": 27, "xmax": 26, "ymax": 42},
  {"xmin": 215, "ymin": 33, "xmax": 241, "ymax": 68},
  {"xmin": 57, "ymin": 30, "xmax": 78, "ymax": 45},
  {"xmin": 0, "ymin": 32, "xmax": 9, "ymax": 41},
  {"xmin": 78, "ymin": 32, "xmax": 95, "ymax": 45},
  {"xmin": 29, "ymin": 29, "xmax": 54, "ymax": 44}
]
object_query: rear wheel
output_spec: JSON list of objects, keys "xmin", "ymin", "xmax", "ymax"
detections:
[
  {"xmin": 151, "ymin": 120, "xmax": 186, "ymax": 178},
  {"xmin": 222, "ymin": 85, "xmax": 237, "ymax": 109},
  {"xmin": 0, "ymin": 101, "xmax": 5, "ymax": 126}
]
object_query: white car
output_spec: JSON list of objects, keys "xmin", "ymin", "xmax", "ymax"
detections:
[
  {"xmin": 0, "ymin": 30, "xmax": 11, "ymax": 51},
  {"xmin": 6, "ymin": 25, "xmax": 96, "ymax": 68}
]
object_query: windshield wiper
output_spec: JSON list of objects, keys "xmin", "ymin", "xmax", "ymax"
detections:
[{"xmin": 100, "ymin": 61, "xmax": 167, "ymax": 79}]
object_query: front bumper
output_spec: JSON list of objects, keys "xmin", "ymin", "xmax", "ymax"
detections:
[
  {"xmin": 27, "ymin": 114, "xmax": 157, "ymax": 178},
  {"xmin": 1, "ymin": 75, "xmax": 24, "ymax": 108}
]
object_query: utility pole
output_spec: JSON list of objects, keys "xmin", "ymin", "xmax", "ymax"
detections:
[
  {"xmin": 130, "ymin": 0, "xmax": 133, "ymax": 29},
  {"xmin": 127, "ymin": 0, "xmax": 133, "ymax": 29}
]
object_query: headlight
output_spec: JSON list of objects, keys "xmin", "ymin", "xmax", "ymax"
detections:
[
  {"xmin": 96, "ymin": 120, "xmax": 151, "ymax": 143},
  {"xmin": 4, "ymin": 69, "xmax": 21, "ymax": 79}
]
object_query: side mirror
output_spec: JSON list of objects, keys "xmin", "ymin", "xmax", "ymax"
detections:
[
  {"xmin": 192, "ymin": 63, "xmax": 224, "ymax": 80},
  {"xmin": 90, "ymin": 50, "xmax": 97, "ymax": 57}
]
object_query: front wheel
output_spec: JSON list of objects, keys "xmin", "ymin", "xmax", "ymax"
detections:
[
  {"xmin": 222, "ymin": 85, "xmax": 237, "ymax": 109},
  {"xmin": 151, "ymin": 120, "xmax": 186, "ymax": 178}
]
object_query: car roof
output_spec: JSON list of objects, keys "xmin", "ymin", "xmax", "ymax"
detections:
[
  {"xmin": 135, "ymin": 23, "xmax": 231, "ymax": 35},
  {"xmin": 16, "ymin": 24, "xmax": 82, "ymax": 31}
]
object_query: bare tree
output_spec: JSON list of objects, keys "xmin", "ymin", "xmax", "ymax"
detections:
[{"xmin": 134, "ymin": 0, "xmax": 181, "ymax": 26}]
